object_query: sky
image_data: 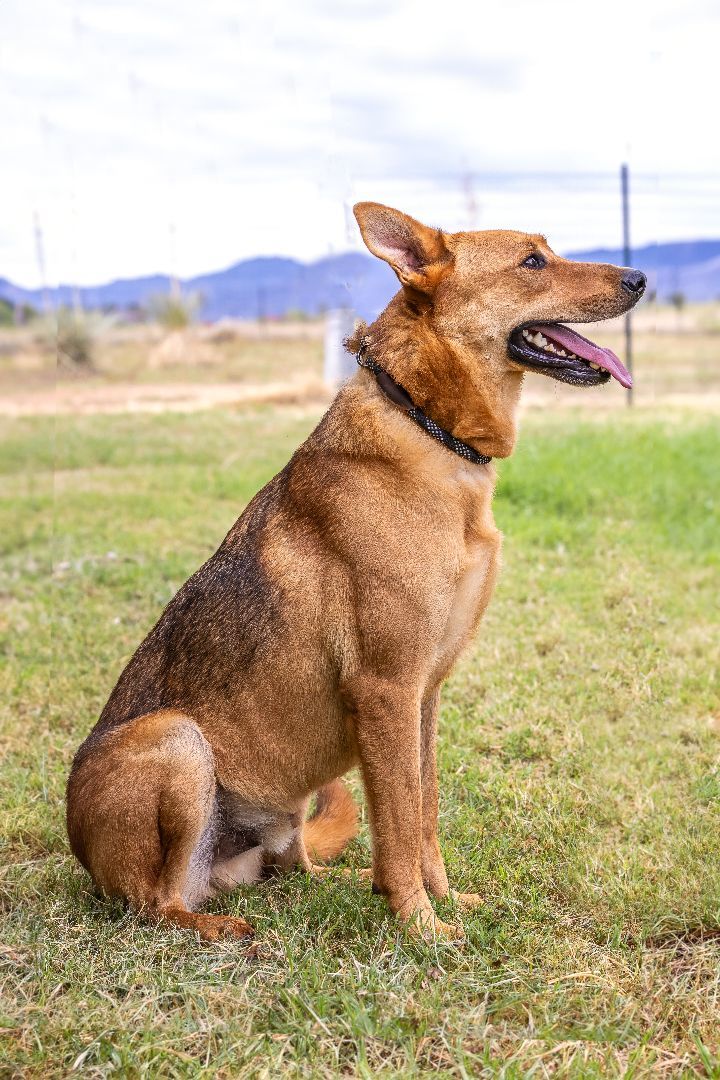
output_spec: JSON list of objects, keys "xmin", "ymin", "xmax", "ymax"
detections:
[{"xmin": 2, "ymin": 0, "xmax": 719, "ymax": 288}]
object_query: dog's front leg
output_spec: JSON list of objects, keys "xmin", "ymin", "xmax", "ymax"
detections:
[
  {"xmin": 352, "ymin": 679, "xmax": 459, "ymax": 940},
  {"xmin": 420, "ymin": 688, "xmax": 450, "ymax": 898},
  {"xmin": 421, "ymin": 689, "xmax": 483, "ymax": 914}
]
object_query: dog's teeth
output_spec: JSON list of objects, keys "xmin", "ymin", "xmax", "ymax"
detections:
[
  {"xmin": 558, "ymin": 349, "xmax": 567, "ymax": 357},
  {"xmin": 589, "ymin": 362, "xmax": 600, "ymax": 370},
  {"xmin": 522, "ymin": 329, "xmax": 530, "ymax": 339}
]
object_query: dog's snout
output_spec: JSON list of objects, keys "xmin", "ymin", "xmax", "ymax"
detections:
[{"xmin": 621, "ymin": 269, "xmax": 647, "ymax": 297}]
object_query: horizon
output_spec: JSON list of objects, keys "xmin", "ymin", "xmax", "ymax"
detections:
[{"xmin": 6, "ymin": 232, "xmax": 720, "ymax": 295}]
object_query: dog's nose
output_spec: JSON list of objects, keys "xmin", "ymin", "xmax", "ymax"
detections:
[{"xmin": 621, "ymin": 269, "xmax": 647, "ymax": 296}]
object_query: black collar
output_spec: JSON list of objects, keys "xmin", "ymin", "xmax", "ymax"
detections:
[{"xmin": 356, "ymin": 343, "xmax": 492, "ymax": 466}]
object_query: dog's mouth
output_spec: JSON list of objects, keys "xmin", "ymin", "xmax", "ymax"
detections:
[{"xmin": 508, "ymin": 323, "xmax": 633, "ymax": 389}]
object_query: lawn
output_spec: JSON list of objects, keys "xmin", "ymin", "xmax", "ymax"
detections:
[{"xmin": 1, "ymin": 401, "xmax": 719, "ymax": 1077}]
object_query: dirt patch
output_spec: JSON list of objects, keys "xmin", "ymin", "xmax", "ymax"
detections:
[{"xmin": 0, "ymin": 375, "xmax": 331, "ymax": 417}]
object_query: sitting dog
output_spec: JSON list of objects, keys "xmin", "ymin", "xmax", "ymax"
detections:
[{"xmin": 67, "ymin": 202, "xmax": 645, "ymax": 940}]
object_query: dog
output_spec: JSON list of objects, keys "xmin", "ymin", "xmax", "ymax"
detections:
[{"xmin": 66, "ymin": 202, "xmax": 645, "ymax": 941}]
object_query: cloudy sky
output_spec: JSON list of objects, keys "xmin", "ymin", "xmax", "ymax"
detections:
[{"xmin": 2, "ymin": 0, "xmax": 719, "ymax": 287}]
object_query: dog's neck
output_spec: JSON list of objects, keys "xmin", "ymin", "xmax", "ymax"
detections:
[{"xmin": 359, "ymin": 293, "xmax": 524, "ymax": 460}]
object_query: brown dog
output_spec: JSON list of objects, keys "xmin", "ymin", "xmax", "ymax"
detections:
[{"xmin": 66, "ymin": 203, "xmax": 645, "ymax": 941}]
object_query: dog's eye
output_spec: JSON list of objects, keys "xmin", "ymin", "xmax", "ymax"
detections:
[{"xmin": 521, "ymin": 253, "xmax": 546, "ymax": 270}]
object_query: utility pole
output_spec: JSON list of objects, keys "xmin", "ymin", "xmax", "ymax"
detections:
[
  {"xmin": 169, "ymin": 220, "xmax": 181, "ymax": 300},
  {"xmin": 33, "ymin": 211, "xmax": 51, "ymax": 314},
  {"xmin": 621, "ymin": 163, "xmax": 633, "ymax": 406},
  {"xmin": 256, "ymin": 285, "xmax": 267, "ymax": 329}
]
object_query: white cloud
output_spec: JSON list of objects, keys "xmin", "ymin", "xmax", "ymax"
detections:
[{"xmin": 2, "ymin": 0, "xmax": 718, "ymax": 286}]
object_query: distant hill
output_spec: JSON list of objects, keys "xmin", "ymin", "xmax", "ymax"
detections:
[
  {"xmin": 565, "ymin": 240, "xmax": 720, "ymax": 302},
  {"xmin": 2, "ymin": 239, "xmax": 719, "ymax": 322}
]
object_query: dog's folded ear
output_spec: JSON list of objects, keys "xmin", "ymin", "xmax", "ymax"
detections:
[{"xmin": 353, "ymin": 202, "xmax": 452, "ymax": 293}]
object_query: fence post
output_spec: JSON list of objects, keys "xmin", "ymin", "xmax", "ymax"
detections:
[
  {"xmin": 323, "ymin": 308, "xmax": 357, "ymax": 388},
  {"xmin": 621, "ymin": 163, "xmax": 633, "ymax": 406}
]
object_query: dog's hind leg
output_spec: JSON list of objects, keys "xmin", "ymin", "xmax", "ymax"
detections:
[
  {"xmin": 210, "ymin": 847, "xmax": 264, "ymax": 893},
  {"xmin": 67, "ymin": 709, "xmax": 254, "ymax": 941}
]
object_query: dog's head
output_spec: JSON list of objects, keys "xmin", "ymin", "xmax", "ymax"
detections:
[{"xmin": 354, "ymin": 202, "xmax": 645, "ymax": 391}]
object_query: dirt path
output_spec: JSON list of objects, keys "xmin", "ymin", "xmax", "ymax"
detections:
[{"xmin": 0, "ymin": 375, "xmax": 330, "ymax": 417}]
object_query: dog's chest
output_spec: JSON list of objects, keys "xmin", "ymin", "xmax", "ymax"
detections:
[{"xmin": 432, "ymin": 501, "xmax": 501, "ymax": 678}]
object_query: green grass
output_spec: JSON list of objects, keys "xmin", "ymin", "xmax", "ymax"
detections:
[{"xmin": 1, "ymin": 404, "xmax": 719, "ymax": 1078}]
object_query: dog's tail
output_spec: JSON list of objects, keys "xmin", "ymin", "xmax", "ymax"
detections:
[{"xmin": 303, "ymin": 780, "xmax": 358, "ymax": 862}]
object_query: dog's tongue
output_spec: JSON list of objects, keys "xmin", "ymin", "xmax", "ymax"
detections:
[{"xmin": 536, "ymin": 324, "xmax": 633, "ymax": 389}]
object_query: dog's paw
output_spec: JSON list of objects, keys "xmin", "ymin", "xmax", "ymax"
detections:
[
  {"xmin": 193, "ymin": 914, "xmax": 255, "ymax": 942},
  {"xmin": 403, "ymin": 907, "xmax": 462, "ymax": 943},
  {"xmin": 451, "ymin": 890, "xmax": 484, "ymax": 911}
]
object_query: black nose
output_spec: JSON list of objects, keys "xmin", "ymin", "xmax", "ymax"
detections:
[{"xmin": 621, "ymin": 269, "xmax": 646, "ymax": 296}]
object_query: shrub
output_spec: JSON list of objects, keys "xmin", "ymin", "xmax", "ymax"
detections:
[
  {"xmin": 49, "ymin": 308, "xmax": 114, "ymax": 370},
  {"xmin": 146, "ymin": 288, "xmax": 201, "ymax": 330},
  {"xmin": 56, "ymin": 308, "xmax": 96, "ymax": 368},
  {"xmin": 0, "ymin": 298, "xmax": 14, "ymax": 326}
]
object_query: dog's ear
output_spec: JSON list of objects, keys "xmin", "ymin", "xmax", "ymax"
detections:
[{"xmin": 353, "ymin": 202, "xmax": 451, "ymax": 292}]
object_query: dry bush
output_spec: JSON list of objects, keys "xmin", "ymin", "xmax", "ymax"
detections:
[
  {"xmin": 51, "ymin": 309, "xmax": 115, "ymax": 370},
  {"xmin": 146, "ymin": 289, "xmax": 201, "ymax": 330}
]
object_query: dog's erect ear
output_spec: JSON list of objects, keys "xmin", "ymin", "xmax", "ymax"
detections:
[{"xmin": 353, "ymin": 202, "xmax": 451, "ymax": 292}]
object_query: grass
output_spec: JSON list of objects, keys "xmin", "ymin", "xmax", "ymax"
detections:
[{"xmin": 1, "ymin": 401, "xmax": 719, "ymax": 1077}]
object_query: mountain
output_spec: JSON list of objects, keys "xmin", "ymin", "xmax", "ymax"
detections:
[
  {"xmin": 2, "ymin": 239, "xmax": 719, "ymax": 322},
  {"xmin": 186, "ymin": 252, "xmax": 394, "ymax": 322},
  {"xmin": 565, "ymin": 240, "xmax": 720, "ymax": 301}
]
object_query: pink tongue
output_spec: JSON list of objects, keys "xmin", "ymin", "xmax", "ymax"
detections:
[{"xmin": 534, "ymin": 324, "xmax": 633, "ymax": 389}]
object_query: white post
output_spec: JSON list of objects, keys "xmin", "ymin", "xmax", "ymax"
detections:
[{"xmin": 323, "ymin": 308, "xmax": 357, "ymax": 388}]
